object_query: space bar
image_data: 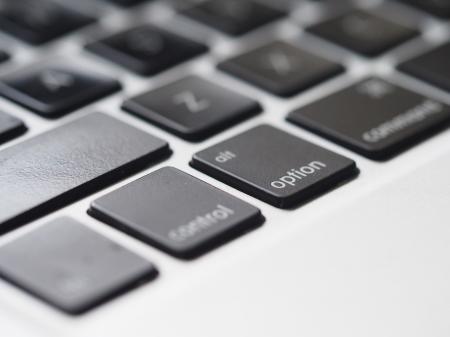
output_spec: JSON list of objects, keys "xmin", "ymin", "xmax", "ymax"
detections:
[{"xmin": 0, "ymin": 113, "xmax": 170, "ymax": 234}]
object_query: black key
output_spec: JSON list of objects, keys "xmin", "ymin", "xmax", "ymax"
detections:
[
  {"xmin": 191, "ymin": 125, "xmax": 357, "ymax": 208},
  {"xmin": 399, "ymin": 0, "xmax": 450, "ymax": 18},
  {"xmin": 0, "ymin": 64, "xmax": 121, "ymax": 118},
  {"xmin": 86, "ymin": 25, "xmax": 208, "ymax": 76},
  {"xmin": 0, "ymin": 110, "xmax": 26, "ymax": 145},
  {"xmin": 0, "ymin": 0, "xmax": 95, "ymax": 45},
  {"xmin": 307, "ymin": 9, "xmax": 419, "ymax": 57},
  {"xmin": 288, "ymin": 77, "xmax": 450, "ymax": 160},
  {"xmin": 104, "ymin": 0, "xmax": 149, "ymax": 7},
  {"xmin": 0, "ymin": 217, "xmax": 157, "ymax": 315},
  {"xmin": 122, "ymin": 75, "xmax": 261, "ymax": 141},
  {"xmin": 0, "ymin": 113, "xmax": 170, "ymax": 234},
  {"xmin": 182, "ymin": 0, "xmax": 285, "ymax": 36},
  {"xmin": 0, "ymin": 50, "xmax": 10, "ymax": 64},
  {"xmin": 218, "ymin": 41, "xmax": 344, "ymax": 97},
  {"xmin": 89, "ymin": 167, "xmax": 263, "ymax": 259},
  {"xmin": 398, "ymin": 42, "xmax": 450, "ymax": 93}
]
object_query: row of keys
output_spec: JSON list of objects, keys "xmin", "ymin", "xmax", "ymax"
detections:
[
  {"xmin": 0, "ymin": 88, "xmax": 449, "ymax": 313},
  {"xmin": 0, "ymin": 1, "xmax": 446, "ymax": 48},
  {"xmin": 0, "ymin": 38, "xmax": 447, "ymax": 122},
  {"xmin": 0, "ymin": 0, "xmax": 283, "ymax": 46},
  {"xmin": 2, "ymin": 101, "xmax": 449, "ymax": 239},
  {"xmin": 0, "ymin": 40, "xmax": 449, "ymax": 150},
  {"xmin": 0, "ymin": 112, "xmax": 354, "ymax": 235},
  {"xmin": 84, "ymin": 7, "xmax": 419, "ymax": 77},
  {"xmin": 0, "ymin": 121, "xmax": 357, "ymax": 314}
]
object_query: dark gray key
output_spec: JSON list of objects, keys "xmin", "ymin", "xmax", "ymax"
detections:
[
  {"xmin": 89, "ymin": 167, "xmax": 263, "ymax": 259},
  {"xmin": 0, "ymin": 113, "xmax": 170, "ymax": 234},
  {"xmin": 0, "ymin": 64, "xmax": 121, "ymax": 118},
  {"xmin": 0, "ymin": 217, "xmax": 157, "ymax": 315},
  {"xmin": 122, "ymin": 75, "xmax": 261, "ymax": 141},
  {"xmin": 399, "ymin": 0, "xmax": 450, "ymax": 18},
  {"xmin": 191, "ymin": 125, "xmax": 357, "ymax": 208},
  {"xmin": 307, "ymin": 10, "xmax": 419, "ymax": 57},
  {"xmin": 0, "ymin": 0, "xmax": 95, "ymax": 45},
  {"xmin": 0, "ymin": 50, "xmax": 9, "ymax": 64},
  {"xmin": 85, "ymin": 25, "xmax": 208, "ymax": 76},
  {"xmin": 218, "ymin": 41, "xmax": 344, "ymax": 97},
  {"xmin": 0, "ymin": 110, "xmax": 26, "ymax": 145},
  {"xmin": 182, "ymin": 0, "xmax": 285, "ymax": 36},
  {"xmin": 398, "ymin": 42, "xmax": 450, "ymax": 93},
  {"xmin": 288, "ymin": 77, "xmax": 450, "ymax": 160},
  {"xmin": 104, "ymin": 0, "xmax": 150, "ymax": 7}
]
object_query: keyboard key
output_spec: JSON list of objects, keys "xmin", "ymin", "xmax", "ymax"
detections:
[
  {"xmin": 191, "ymin": 125, "xmax": 357, "ymax": 208},
  {"xmin": 104, "ymin": 0, "xmax": 149, "ymax": 7},
  {"xmin": 218, "ymin": 41, "xmax": 344, "ymax": 97},
  {"xmin": 122, "ymin": 75, "xmax": 261, "ymax": 141},
  {"xmin": 398, "ymin": 42, "xmax": 450, "ymax": 93},
  {"xmin": 0, "ymin": 64, "xmax": 121, "ymax": 118},
  {"xmin": 85, "ymin": 25, "xmax": 208, "ymax": 76},
  {"xmin": 399, "ymin": 0, "xmax": 450, "ymax": 18},
  {"xmin": 89, "ymin": 167, "xmax": 263, "ymax": 259},
  {"xmin": 0, "ymin": 50, "xmax": 10, "ymax": 64},
  {"xmin": 307, "ymin": 9, "xmax": 419, "ymax": 57},
  {"xmin": 0, "ymin": 217, "xmax": 157, "ymax": 314},
  {"xmin": 0, "ymin": 110, "xmax": 26, "ymax": 145},
  {"xmin": 182, "ymin": 0, "xmax": 285, "ymax": 36},
  {"xmin": 287, "ymin": 77, "xmax": 450, "ymax": 160},
  {"xmin": 0, "ymin": 113, "xmax": 170, "ymax": 234},
  {"xmin": 0, "ymin": 0, "xmax": 95, "ymax": 45}
]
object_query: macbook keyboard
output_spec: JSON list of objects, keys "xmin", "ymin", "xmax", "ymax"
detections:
[{"xmin": 0, "ymin": 0, "xmax": 448, "ymax": 315}]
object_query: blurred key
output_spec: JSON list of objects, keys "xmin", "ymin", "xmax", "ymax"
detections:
[
  {"xmin": 182, "ymin": 0, "xmax": 285, "ymax": 36},
  {"xmin": 123, "ymin": 75, "xmax": 261, "ymax": 141},
  {"xmin": 399, "ymin": 42, "xmax": 450, "ymax": 93},
  {"xmin": 86, "ymin": 25, "xmax": 208, "ymax": 76},
  {"xmin": 307, "ymin": 9, "xmax": 419, "ymax": 57},
  {"xmin": 399, "ymin": 0, "xmax": 450, "ymax": 18},
  {"xmin": 218, "ymin": 41, "xmax": 344, "ymax": 97},
  {"xmin": 0, "ymin": 0, "xmax": 95, "ymax": 45},
  {"xmin": 0, "ymin": 110, "xmax": 26, "ymax": 145},
  {"xmin": 104, "ymin": 0, "xmax": 150, "ymax": 7},
  {"xmin": 0, "ymin": 63, "xmax": 121, "ymax": 118},
  {"xmin": 0, "ymin": 51, "xmax": 10, "ymax": 64},
  {"xmin": 288, "ymin": 77, "xmax": 450, "ymax": 160}
]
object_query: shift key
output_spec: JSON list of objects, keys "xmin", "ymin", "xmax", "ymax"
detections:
[
  {"xmin": 0, "ymin": 113, "xmax": 170, "ymax": 234},
  {"xmin": 191, "ymin": 125, "xmax": 358, "ymax": 208}
]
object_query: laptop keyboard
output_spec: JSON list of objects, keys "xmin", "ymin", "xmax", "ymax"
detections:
[{"xmin": 0, "ymin": 0, "xmax": 448, "ymax": 315}]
